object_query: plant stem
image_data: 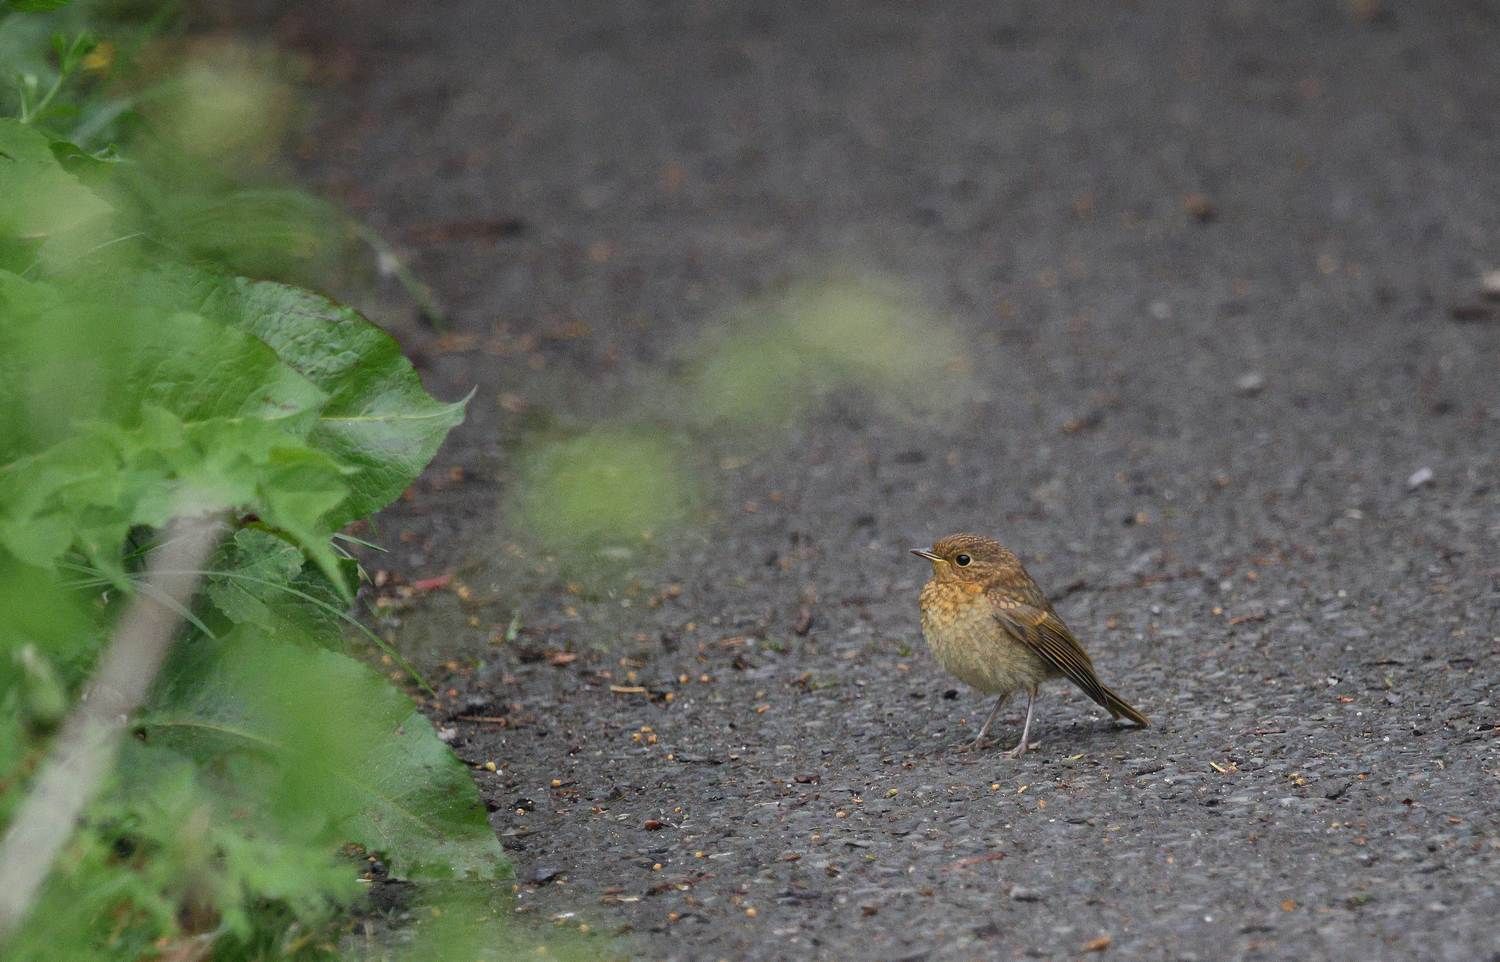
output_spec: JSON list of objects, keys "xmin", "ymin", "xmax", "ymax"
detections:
[
  {"xmin": 0, "ymin": 514, "xmax": 225, "ymax": 942},
  {"xmin": 19, "ymin": 71, "xmax": 66, "ymax": 125},
  {"xmin": 351, "ymin": 221, "xmax": 449, "ymax": 329}
]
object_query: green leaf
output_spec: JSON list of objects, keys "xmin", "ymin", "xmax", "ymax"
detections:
[
  {"xmin": 0, "ymin": 550, "xmax": 98, "ymax": 683},
  {"xmin": 0, "ymin": 270, "xmax": 355, "ymax": 587},
  {"xmin": 0, "ymin": 119, "xmax": 111, "ymax": 243},
  {"xmin": 144, "ymin": 267, "xmax": 468, "ymax": 528},
  {"xmin": 0, "ymin": 270, "xmax": 329, "ymax": 462},
  {"xmin": 223, "ymin": 279, "xmax": 468, "ymax": 526},
  {"xmin": 50, "ymin": 32, "xmax": 95, "ymax": 76},
  {"xmin": 8, "ymin": 741, "xmax": 359, "ymax": 960},
  {"xmin": 163, "ymin": 188, "xmax": 341, "ymax": 282},
  {"xmin": 143, "ymin": 631, "xmax": 508, "ymax": 881},
  {"xmin": 0, "ymin": 409, "xmax": 350, "ymax": 588},
  {"xmin": 205, "ymin": 527, "xmax": 306, "ymax": 628},
  {"xmin": 252, "ymin": 445, "xmax": 353, "ymax": 592}
]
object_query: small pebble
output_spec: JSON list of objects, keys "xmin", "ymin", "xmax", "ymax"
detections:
[
  {"xmin": 1406, "ymin": 466, "xmax": 1434, "ymax": 490},
  {"xmin": 1183, "ymin": 192, "xmax": 1217, "ymax": 222},
  {"xmin": 1235, "ymin": 371, "xmax": 1266, "ymax": 396}
]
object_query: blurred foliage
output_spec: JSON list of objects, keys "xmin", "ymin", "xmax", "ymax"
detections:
[
  {"xmin": 0, "ymin": 3, "xmax": 524, "ymax": 960},
  {"xmin": 504, "ymin": 277, "xmax": 966, "ymax": 577},
  {"xmin": 146, "ymin": 39, "xmax": 293, "ymax": 168},
  {"xmin": 690, "ymin": 277, "xmax": 968, "ymax": 426},
  {"xmin": 351, "ymin": 883, "xmax": 614, "ymax": 962},
  {"xmin": 511, "ymin": 428, "xmax": 697, "ymax": 569},
  {"xmin": 0, "ymin": 0, "xmax": 345, "ymax": 286}
]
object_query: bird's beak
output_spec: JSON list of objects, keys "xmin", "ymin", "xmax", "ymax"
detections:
[{"xmin": 909, "ymin": 548, "xmax": 941, "ymax": 562}]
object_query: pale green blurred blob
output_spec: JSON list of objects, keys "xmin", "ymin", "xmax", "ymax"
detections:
[
  {"xmin": 511, "ymin": 429, "xmax": 695, "ymax": 559},
  {"xmin": 2, "ymin": 170, "xmax": 112, "ymax": 246},
  {"xmin": 0, "ymin": 117, "xmax": 114, "ymax": 276},
  {"xmin": 693, "ymin": 278, "xmax": 968, "ymax": 425},
  {"xmin": 695, "ymin": 332, "xmax": 813, "ymax": 424},
  {"xmin": 152, "ymin": 44, "xmax": 293, "ymax": 169}
]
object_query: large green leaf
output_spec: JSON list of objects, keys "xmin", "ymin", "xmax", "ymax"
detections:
[
  {"xmin": 142, "ymin": 631, "xmax": 508, "ymax": 881},
  {"xmin": 0, "ymin": 270, "xmax": 353, "ymax": 585},
  {"xmin": 222, "ymin": 279, "xmax": 468, "ymax": 525},
  {"xmin": 0, "ymin": 119, "xmax": 111, "ymax": 243},
  {"xmin": 0, "ymin": 408, "xmax": 350, "ymax": 586},
  {"xmin": 123, "ymin": 267, "xmax": 466, "ymax": 528},
  {"xmin": 0, "ymin": 270, "xmax": 328, "ymax": 458},
  {"xmin": 157, "ymin": 188, "xmax": 341, "ymax": 283}
]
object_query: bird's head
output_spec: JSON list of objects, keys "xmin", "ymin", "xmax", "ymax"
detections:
[{"xmin": 910, "ymin": 532, "xmax": 1016, "ymax": 585}]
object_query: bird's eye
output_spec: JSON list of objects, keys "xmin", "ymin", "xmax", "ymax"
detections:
[{"xmin": 954, "ymin": 554, "xmax": 971, "ymax": 567}]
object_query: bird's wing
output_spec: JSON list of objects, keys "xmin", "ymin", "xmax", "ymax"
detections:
[{"xmin": 989, "ymin": 597, "xmax": 1113, "ymax": 708}]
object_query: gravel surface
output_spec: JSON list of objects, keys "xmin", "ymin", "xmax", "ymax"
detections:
[{"xmin": 280, "ymin": 2, "xmax": 1499, "ymax": 958}]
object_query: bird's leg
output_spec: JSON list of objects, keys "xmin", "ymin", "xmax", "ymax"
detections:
[
  {"xmin": 969, "ymin": 694, "xmax": 1009, "ymax": 748},
  {"xmin": 1003, "ymin": 688, "xmax": 1037, "ymax": 758}
]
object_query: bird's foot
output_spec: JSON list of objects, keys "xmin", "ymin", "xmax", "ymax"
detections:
[
  {"xmin": 957, "ymin": 737, "xmax": 990, "ymax": 753},
  {"xmin": 1002, "ymin": 739, "xmax": 1029, "ymax": 759}
]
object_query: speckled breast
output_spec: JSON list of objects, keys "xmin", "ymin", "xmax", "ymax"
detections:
[{"xmin": 918, "ymin": 579, "xmax": 1052, "ymax": 695}]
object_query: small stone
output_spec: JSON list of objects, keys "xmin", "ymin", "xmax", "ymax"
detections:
[
  {"xmin": 1406, "ymin": 466, "xmax": 1434, "ymax": 490},
  {"xmin": 1010, "ymin": 885, "xmax": 1043, "ymax": 902},
  {"xmin": 1082, "ymin": 934, "xmax": 1113, "ymax": 953},
  {"xmin": 1235, "ymin": 372, "xmax": 1266, "ymax": 396},
  {"xmin": 1481, "ymin": 269, "xmax": 1500, "ymax": 300},
  {"xmin": 1183, "ymin": 192, "xmax": 1217, "ymax": 222},
  {"xmin": 530, "ymin": 864, "xmax": 562, "ymax": 884}
]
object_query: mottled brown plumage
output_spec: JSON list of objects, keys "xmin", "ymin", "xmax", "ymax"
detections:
[{"xmin": 912, "ymin": 533, "xmax": 1148, "ymax": 756}]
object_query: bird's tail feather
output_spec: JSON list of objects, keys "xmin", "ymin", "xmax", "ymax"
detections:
[{"xmin": 1099, "ymin": 684, "xmax": 1149, "ymax": 726}]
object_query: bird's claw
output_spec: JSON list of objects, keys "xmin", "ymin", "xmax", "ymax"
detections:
[{"xmin": 956, "ymin": 731, "xmax": 999, "ymax": 752}]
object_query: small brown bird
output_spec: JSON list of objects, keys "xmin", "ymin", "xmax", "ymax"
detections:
[{"xmin": 912, "ymin": 533, "xmax": 1148, "ymax": 756}]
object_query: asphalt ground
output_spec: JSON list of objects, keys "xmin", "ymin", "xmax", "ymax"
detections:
[{"xmin": 280, "ymin": 2, "xmax": 1500, "ymax": 958}]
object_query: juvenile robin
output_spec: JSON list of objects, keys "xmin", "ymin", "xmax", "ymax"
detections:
[{"xmin": 912, "ymin": 533, "xmax": 1148, "ymax": 756}]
